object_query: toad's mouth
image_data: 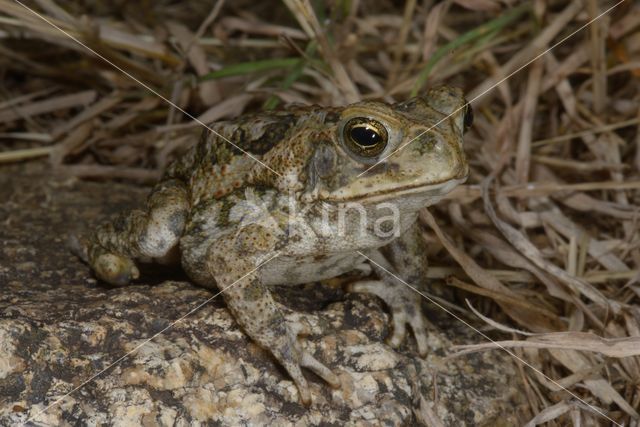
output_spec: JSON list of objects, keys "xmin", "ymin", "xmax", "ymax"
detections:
[{"xmin": 323, "ymin": 175, "xmax": 468, "ymax": 204}]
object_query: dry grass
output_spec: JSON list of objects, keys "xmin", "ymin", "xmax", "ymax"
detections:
[{"xmin": 1, "ymin": 0, "xmax": 640, "ymax": 424}]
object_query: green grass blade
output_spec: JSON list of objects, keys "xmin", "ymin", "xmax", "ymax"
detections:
[
  {"xmin": 200, "ymin": 57, "xmax": 301, "ymax": 81},
  {"xmin": 263, "ymin": 41, "xmax": 319, "ymax": 110},
  {"xmin": 411, "ymin": 2, "xmax": 531, "ymax": 96}
]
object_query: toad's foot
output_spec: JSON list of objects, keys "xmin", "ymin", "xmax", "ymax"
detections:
[
  {"xmin": 269, "ymin": 315, "xmax": 340, "ymax": 405},
  {"xmin": 70, "ymin": 235, "xmax": 140, "ymax": 286},
  {"xmin": 84, "ymin": 179, "xmax": 188, "ymax": 286},
  {"xmin": 92, "ymin": 250, "xmax": 140, "ymax": 286},
  {"xmin": 349, "ymin": 279, "xmax": 428, "ymax": 356}
]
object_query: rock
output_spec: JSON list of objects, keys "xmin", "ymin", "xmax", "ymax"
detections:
[{"xmin": 0, "ymin": 164, "xmax": 526, "ymax": 425}]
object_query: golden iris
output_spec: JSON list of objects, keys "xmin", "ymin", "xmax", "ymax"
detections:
[{"xmin": 343, "ymin": 118, "xmax": 388, "ymax": 158}]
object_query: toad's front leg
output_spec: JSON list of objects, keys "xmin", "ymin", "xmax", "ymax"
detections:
[
  {"xmin": 85, "ymin": 179, "xmax": 188, "ymax": 285},
  {"xmin": 192, "ymin": 224, "xmax": 339, "ymax": 406},
  {"xmin": 351, "ymin": 221, "xmax": 431, "ymax": 356}
]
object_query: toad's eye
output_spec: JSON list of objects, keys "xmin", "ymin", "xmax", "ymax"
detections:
[
  {"xmin": 343, "ymin": 118, "xmax": 388, "ymax": 158},
  {"xmin": 463, "ymin": 103, "xmax": 473, "ymax": 129}
]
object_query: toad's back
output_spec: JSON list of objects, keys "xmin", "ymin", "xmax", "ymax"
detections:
[{"xmin": 163, "ymin": 106, "xmax": 334, "ymax": 206}]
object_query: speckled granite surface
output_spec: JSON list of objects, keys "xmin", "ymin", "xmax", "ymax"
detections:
[{"xmin": 0, "ymin": 165, "xmax": 526, "ymax": 426}]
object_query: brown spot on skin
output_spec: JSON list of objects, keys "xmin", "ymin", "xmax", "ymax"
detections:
[
  {"xmin": 113, "ymin": 215, "xmax": 128, "ymax": 233},
  {"xmin": 229, "ymin": 115, "xmax": 298, "ymax": 156},
  {"xmin": 323, "ymin": 111, "xmax": 340, "ymax": 124},
  {"xmin": 242, "ymin": 283, "xmax": 265, "ymax": 301},
  {"xmin": 378, "ymin": 222, "xmax": 394, "ymax": 234}
]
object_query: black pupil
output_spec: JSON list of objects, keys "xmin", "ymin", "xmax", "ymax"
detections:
[{"xmin": 350, "ymin": 126, "xmax": 381, "ymax": 147}]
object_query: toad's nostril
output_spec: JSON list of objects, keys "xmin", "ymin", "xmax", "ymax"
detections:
[{"xmin": 463, "ymin": 103, "xmax": 473, "ymax": 129}]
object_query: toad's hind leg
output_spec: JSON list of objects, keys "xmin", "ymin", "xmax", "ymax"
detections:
[
  {"xmin": 86, "ymin": 179, "xmax": 188, "ymax": 285},
  {"xmin": 181, "ymin": 223, "xmax": 340, "ymax": 405}
]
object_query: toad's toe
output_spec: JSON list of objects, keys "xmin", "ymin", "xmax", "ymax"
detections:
[
  {"xmin": 93, "ymin": 253, "xmax": 139, "ymax": 285},
  {"xmin": 350, "ymin": 279, "xmax": 430, "ymax": 356}
]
